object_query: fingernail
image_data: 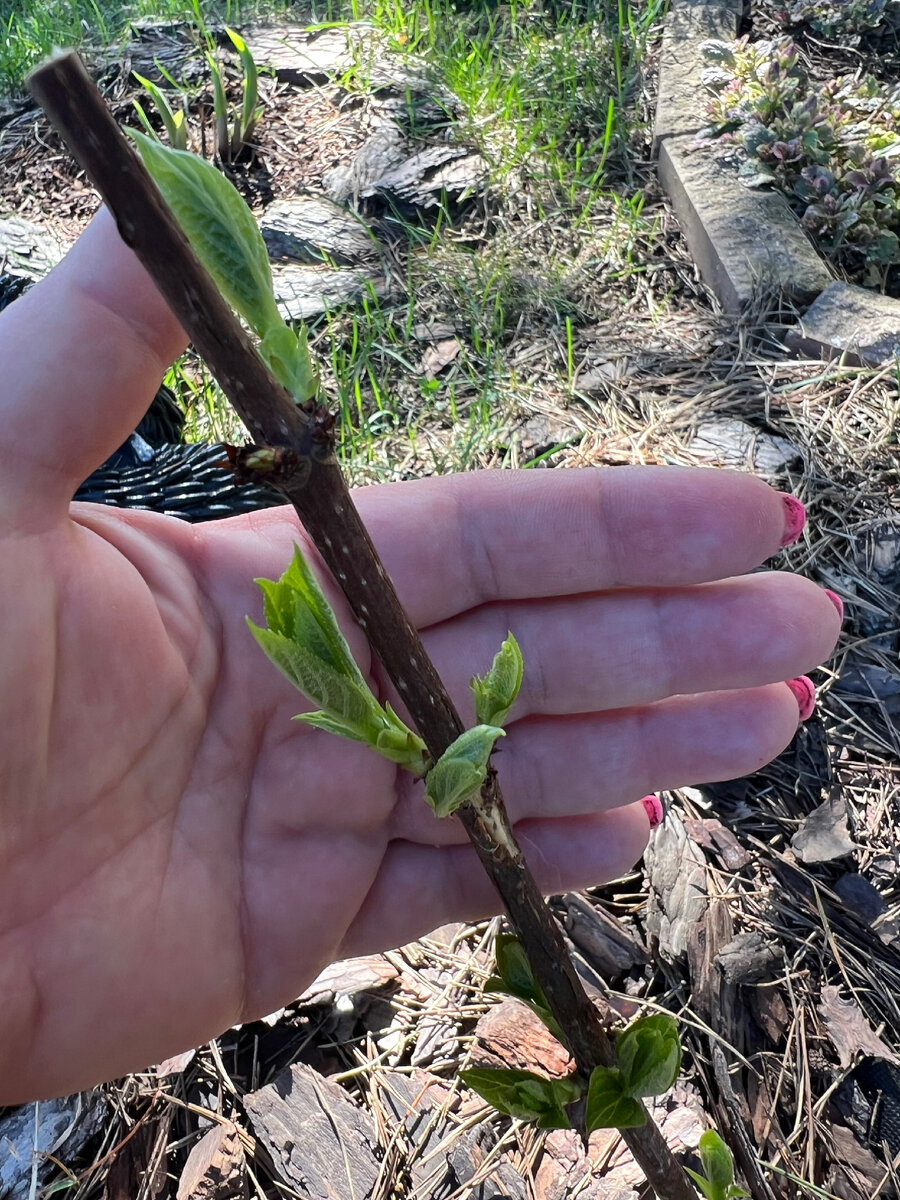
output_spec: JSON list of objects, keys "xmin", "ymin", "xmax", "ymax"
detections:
[
  {"xmin": 641, "ymin": 794, "xmax": 665, "ymax": 830},
  {"xmin": 786, "ymin": 676, "xmax": 816, "ymax": 721},
  {"xmin": 824, "ymin": 589, "xmax": 844, "ymax": 622},
  {"xmin": 779, "ymin": 495, "xmax": 806, "ymax": 547}
]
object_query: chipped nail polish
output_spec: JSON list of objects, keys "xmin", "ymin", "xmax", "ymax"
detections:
[
  {"xmin": 779, "ymin": 495, "xmax": 807, "ymax": 548},
  {"xmin": 786, "ymin": 676, "xmax": 816, "ymax": 721},
  {"xmin": 641, "ymin": 794, "xmax": 665, "ymax": 830},
  {"xmin": 824, "ymin": 589, "xmax": 844, "ymax": 621}
]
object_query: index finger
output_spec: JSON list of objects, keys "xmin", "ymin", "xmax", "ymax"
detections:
[{"xmin": 349, "ymin": 466, "xmax": 802, "ymax": 626}]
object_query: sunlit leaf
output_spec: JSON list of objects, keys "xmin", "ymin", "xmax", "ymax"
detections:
[
  {"xmin": 424, "ymin": 724, "xmax": 505, "ymax": 817},
  {"xmin": 584, "ymin": 1067, "xmax": 646, "ymax": 1131},
  {"xmin": 130, "ymin": 129, "xmax": 281, "ymax": 337},
  {"xmin": 461, "ymin": 1067, "xmax": 580, "ymax": 1128},
  {"xmin": 471, "ymin": 632, "xmax": 524, "ymax": 727},
  {"xmin": 615, "ymin": 1014, "xmax": 682, "ymax": 1098}
]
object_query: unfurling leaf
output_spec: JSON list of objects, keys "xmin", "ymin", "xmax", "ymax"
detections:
[
  {"xmin": 584, "ymin": 1067, "xmax": 646, "ymax": 1132},
  {"xmin": 259, "ymin": 322, "xmax": 318, "ymax": 405},
  {"xmin": 129, "ymin": 130, "xmax": 282, "ymax": 338},
  {"xmin": 248, "ymin": 547, "xmax": 427, "ymax": 774},
  {"xmin": 471, "ymin": 632, "xmax": 523, "ymax": 727},
  {"xmin": 615, "ymin": 1014, "xmax": 682, "ymax": 1098},
  {"xmin": 424, "ymin": 724, "xmax": 505, "ymax": 817},
  {"xmin": 683, "ymin": 1130, "xmax": 748, "ymax": 1200},
  {"xmin": 460, "ymin": 1067, "xmax": 581, "ymax": 1129}
]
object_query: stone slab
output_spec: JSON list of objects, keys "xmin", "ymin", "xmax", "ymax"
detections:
[
  {"xmin": 786, "ymin": 280, "xmax": 900, "ymax": 366},
  {"xmin": 671, "ymin": 0, "xmax": 743, "ymax": 8},
  {"xmin": 659, "ymin": 136, "xmax": 832, "ymax": 311},
  {"xmin": 654, "ymin": 4, "xmax": 741, "ymax": 150}
]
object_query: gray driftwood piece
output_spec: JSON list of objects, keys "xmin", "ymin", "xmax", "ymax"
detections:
[
  {"xmin": 243, "ymin": 1063, "xmax": 380, "ymax": 1199},
  {"xmin": 261, "ymin": 197, "xmax": 381, "ymax": 267},
  {"xmin": 0, "ymin": 213, "xmax": 68, "ymax": 278},
  {"xmin": 0, "ymin": 1092, "xmax": 107, "ymax": 1200}
]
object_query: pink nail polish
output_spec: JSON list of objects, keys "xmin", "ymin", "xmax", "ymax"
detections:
[
  {"xmin": 824, "ymin": 589, "xmax": 844, "ymax": 621},
  {"xmin": 786, "ymin": 676, "xmax": 816, "ymax": 721},
  {"xmin": 641, "ymin": 794, "xmax": 665, "ymax": 829},
  {"xmin": 779, "ymin": 495, "xmax": 807, "ymax": 547}
]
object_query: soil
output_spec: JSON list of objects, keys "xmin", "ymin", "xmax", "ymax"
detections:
[{"xmin": 1, "ymin": 11, "xmax": 900, "ymax": 1200}]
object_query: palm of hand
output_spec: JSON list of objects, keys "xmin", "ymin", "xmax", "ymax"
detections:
[
  {"xmin": 1, "ymin": 506, "xmax": 406, "ymax": 1098},
  {"xmin": 0, "ymin": 214, "xmax": 840, "ymax": 1103}
]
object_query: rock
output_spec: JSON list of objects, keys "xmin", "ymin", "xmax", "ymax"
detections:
[
  {"xmin": 0, "ymin": 212, "xmax": 68, "ymax": 278},
  {"xmin": 688, "ymin": 417, "xmax": 800, "ymax": 473},
  {"xmin": 260, "ymin": 197, "xmax": 380, "ymax": 267},
  {"xmin": 653, "ymin": 5, "xmax": 741, "ymax": 149},
  {"xmin": 0, "ymin": 1093, "xmax": 107, "ymax": 1200},
  {"xmin": 419, "ymin": 338, "xmax": 461, "ymax": 379},
  {"xmin": 658, "ymin": 137, "xmax": 831, "ymax": 312},
  {"xmin": 177, "ymin": 1122, "xmax": 247, "ymax": 1200},
  {"xmin": 791, "ymin": 792, "xmax": 857, "ymax": 863},
  {"xmin": 834, "ymin": 873, "xmax": 886, "ymax": 925},
  {"xmin": 787, "ymin": 280, "xmax": 900, "ymax": 366},
  {"xmin": 243, "ymin": 1063, "xmax": 380, "ymax": 1198}
]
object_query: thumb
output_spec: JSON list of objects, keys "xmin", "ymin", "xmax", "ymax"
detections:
[{"xmin": 0, "ymin": 208, "xmax": 187, "ymax": 528}]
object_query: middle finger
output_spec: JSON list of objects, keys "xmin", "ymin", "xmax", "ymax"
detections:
[{"xmin": 405, "ymin": 570, "xmax": 838, "ymax": 721}]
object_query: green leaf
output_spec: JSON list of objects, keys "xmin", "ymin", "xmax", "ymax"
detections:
[
  {"xmin": 255, "ymin": 548, "xmax": 365, "ymax": 683},
  {"xmin": 615, "ymin": 1014, "xmax": 682, "ymax": 1098},
  {"xmin": 698, "ymin": 1130, "xmax": 738, "ymax": 1190},
  {"xmin": 684, "ymin": 1169, "xmax": 722, "ymax": 1200},
  {"xmin": 460, "ymin": 1067, "xmax": 581, "ymax": 1128},
  {"xmin": 494, "ymin": 934, "xmax": 540, "ymax": 1002},
  {"xmin": 249, "ymin": 547, "xmax": 427, "ymax": 773},
  {"xmin": 129, "ymin": 129, "xmax": 282, "ymax": 337},
  {"xmin": 471, "ymin": 632, "xmax": 524, "ymax": 727},
  {"xmin": 584, "ymin": 1067, "xmax": 646, "ymax": 1132},
  {"xmin": 424, "ymin": 724, "xmax": 505, "ymax": 817},
  {"xmin": 259, "ymin": 323, "xmax": 318, "ymax": 405},
  {"xmin": 133, "ymin": 71, "xmax": 180, "ymax": 147},
  {"xmin": 246, "ymin": 623, "xmax": 373, "ymax": 728},
  {"xmin": 225, "ymin": 25, "xmax": 260, "ymax": 144}
]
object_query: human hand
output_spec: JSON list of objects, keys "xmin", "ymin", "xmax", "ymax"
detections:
[{"xmin": 0, "ymin": 212, "xmax": 840, "ymax": 1103}]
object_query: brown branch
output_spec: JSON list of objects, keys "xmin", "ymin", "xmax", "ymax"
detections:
[{"xmin": 29, "ymin": 51, "xmax": 696, "ymax": 1199}]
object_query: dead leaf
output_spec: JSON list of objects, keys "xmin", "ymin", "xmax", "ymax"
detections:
[
  {"xmin": 420, "ymin": 338, "xmax": 460, "ymax": 379},
  {"xmin": 792, "ymin": 793, "xmax": 856, "ymax": 863},
  {"xmin": 819, "ymin": 985, "xmax": 898, "ymax": 1068}
]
